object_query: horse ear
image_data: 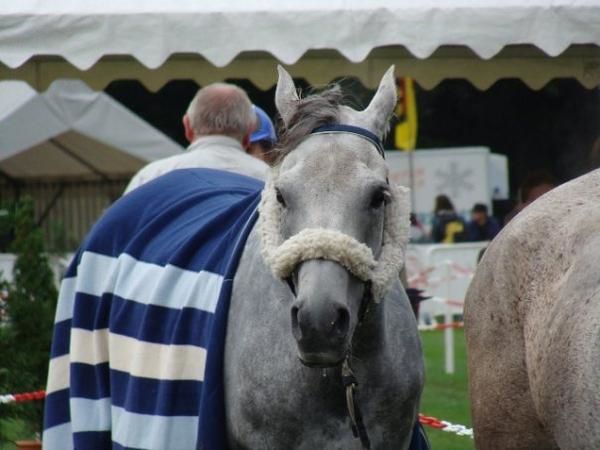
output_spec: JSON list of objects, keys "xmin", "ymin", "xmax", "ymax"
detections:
[
  {"xmin": 275, "ymin": 65, "xmax": 300, "ymax": 128},
  {"xmin": 357, "ymin": 65, "xmax": 397, "ymax": 138}
]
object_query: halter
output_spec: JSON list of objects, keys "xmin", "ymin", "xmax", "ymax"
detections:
[
  {"xmin": 258, "ymin": 124, "xmax": 409, "ymax": 450},
  {"xmin": 311, "ymin": 124, "xmax": 386, "ymax": 159}
]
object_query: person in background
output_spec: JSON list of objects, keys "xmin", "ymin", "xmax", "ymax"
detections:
[
  {"xmin": 431, "ymin": 194, "xmax": 467, "ymax": 243},
  {"xmin": 124, "ymin": 83, "xmax": 269, "ymax": 194},
  {"xmin": 466, "ymin": 203, "xmax": 500, "ymax": 242},
  {"xmin": 503, "ymin": 169, "xmax": 557, "ymax": 225},
  {"xmin": 247, "ymin": 105, "xmax": 277, "ymax": 165}
]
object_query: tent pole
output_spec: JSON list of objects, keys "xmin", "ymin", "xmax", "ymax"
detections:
[
  {"xmin": 36, "ymin": 184, "xmax": 66, "ymax": 227},
  {"xmin": 50, "ymin": 138, "xmax": 112, "ymax": 182}
]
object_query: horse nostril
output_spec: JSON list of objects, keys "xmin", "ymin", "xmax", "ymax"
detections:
[
  {"xmin": 291, "ymin": 305, "xmax": 301, "ymax": 340},
  {"xmin": 332, "ymin": 307, "xmax": 350, "ymax": 337}
]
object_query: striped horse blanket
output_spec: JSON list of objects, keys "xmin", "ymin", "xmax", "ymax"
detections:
[{"xmin": 43, "ymin": 168, "xmax": 262, "ymax": 450}]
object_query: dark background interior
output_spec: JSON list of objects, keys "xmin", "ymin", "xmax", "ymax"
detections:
[{"xmin": 105, "ymin": 77, "xmax": 600, "ymax": 203}]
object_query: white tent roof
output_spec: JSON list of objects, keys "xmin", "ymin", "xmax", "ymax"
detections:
[
  {"xmin": 0, "ymin": 80, "xmax": 183, "ymax": 181},
  {"xmin": 1, "ymin": 1, "xmax": 599, "ymax": 90}
]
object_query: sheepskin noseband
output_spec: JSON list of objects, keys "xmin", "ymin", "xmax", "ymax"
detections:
[{"xmin": 258, "ymin": 172, "xmax": 410, "ymax": 301}]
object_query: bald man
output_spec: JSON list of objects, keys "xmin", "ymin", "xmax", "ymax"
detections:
[{"xmin": 125, "ymin": 83, "xmax": 269, "ymax": 194}]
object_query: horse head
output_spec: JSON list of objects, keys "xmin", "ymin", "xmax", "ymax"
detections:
[{"xmin": 259, "ymin": 66, "xmax": 410, "ymax": 368}]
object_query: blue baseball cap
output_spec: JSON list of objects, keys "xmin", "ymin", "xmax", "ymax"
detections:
[{"xmin": 250, "ymin": 105, "xmax": 277, "ymax": 144}]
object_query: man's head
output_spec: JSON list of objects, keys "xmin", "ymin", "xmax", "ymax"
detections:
[
  {"xmin": 471, "ymin": 203, "xmax": 489, "ymax": 225},
  {"xmin": 183, "ymin": 83, "xmax": 255, "ymax": 146},
  {"xmin": 247, "ymin": 105, "xmax": 277, "ymax": 164}
]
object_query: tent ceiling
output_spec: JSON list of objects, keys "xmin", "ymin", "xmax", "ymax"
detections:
[
  {"xmin": 1, "ymin": 1, "xmax": 600, "ymax": 90},
  {"xmin": 0, "ymin": 131, "xmax": 146, "ymax": 181},
  {"xmin": 0, "ymin": 80, "xmax": 183, "ymax": 181}
]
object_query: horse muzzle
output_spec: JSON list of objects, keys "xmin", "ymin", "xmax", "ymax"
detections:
[{"xmin": 290, "ymin": 296, "xmax": 351, "ymax": 368}]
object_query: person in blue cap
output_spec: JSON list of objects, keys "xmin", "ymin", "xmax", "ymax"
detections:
[
  {"xmin": 125, "ymin": 84, "xmax": 269, "ymax": 194},
  {"xmin": 247, "ymin": 105, "xmax": 277, "ymax": 165}
]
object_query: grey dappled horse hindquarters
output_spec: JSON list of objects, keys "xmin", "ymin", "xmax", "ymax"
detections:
[{"xmin": 465, "ymin": 168, "xmax": 600, "ymax": 449}]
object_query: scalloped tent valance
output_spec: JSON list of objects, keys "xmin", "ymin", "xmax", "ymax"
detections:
[{"xmin": 1, "ymin": 1, "xmax": 600, "ymax": 90}]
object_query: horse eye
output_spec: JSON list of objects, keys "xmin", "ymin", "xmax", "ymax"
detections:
[
  {"xmin": 275, "ymin": 188, "xmax": 287, "ymax": 207},
  {"xmin": 370, "ymin": 189, "xmax": 388, "ymax": 209}
]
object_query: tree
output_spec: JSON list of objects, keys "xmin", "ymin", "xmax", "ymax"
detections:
[{"xmin": 0, "ymin": 198, "xmax": 57, "ymax": 439}]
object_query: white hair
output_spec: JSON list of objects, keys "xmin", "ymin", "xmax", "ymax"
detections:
[{"xmin": 186, "ymin": 83, "xmax": 255, "ymax": 140}]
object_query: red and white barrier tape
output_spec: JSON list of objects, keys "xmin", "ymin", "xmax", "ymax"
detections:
[
  {"xmin": 2, "ymin": 390, "xmax": 474, "ymax": 439},
  {"xmin": 442, "ymin": 299, "xmax": 465, "ymax": 308},
  {"xmin": 0, "ymin": 390, "xmax": 45, "ymax": 404},
  {"xmin": 419, "ymin": 414, "xmax": 474, "ymax": 438},
  {"xmin": 448, "ymin": 261, "xmax": 474, "ymax": 277},
  {"xmin": 408, "ymin": 261, "xmax": 475, "ymax": 291}
]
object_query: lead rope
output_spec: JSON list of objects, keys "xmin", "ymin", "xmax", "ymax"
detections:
[{"xmin": 342, "ymin": 358, "xmax": 371, "ymax": 450}]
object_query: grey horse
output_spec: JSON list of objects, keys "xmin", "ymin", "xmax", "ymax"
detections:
[
  {"xmin": 465, "ymin": 168, "xmax": 600, "ymax": 449},
  {"xmin": 225, "ymin": 67, "xmax": 425, "ymax": 449}
]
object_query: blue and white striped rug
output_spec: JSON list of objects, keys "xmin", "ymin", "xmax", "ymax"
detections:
[{"xmin": 43, "ymin": 168, "xmax": 262, "ymax": 450}]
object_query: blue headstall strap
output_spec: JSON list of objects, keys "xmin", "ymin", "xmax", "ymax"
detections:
[{"xmin": 311, "ymin": 124, "xmax": 386, "ymax": 159}]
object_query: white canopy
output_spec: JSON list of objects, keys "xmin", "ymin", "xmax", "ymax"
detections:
[
  {"xmin": 0, "ymin": 80, "xmax": 183, "ymax": 181},
  {"xmin": 1, "ymin": 1, "xmax": 599, "ymax": 90}
]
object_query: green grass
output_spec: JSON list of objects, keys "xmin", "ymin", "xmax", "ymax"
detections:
[
  {"xmin": 420, "ymin": 328, "xmax": 474, "ymax": 450},
  {"xmin": 0, "ymin": 417, "xmax": 37, "ymax": 450}
]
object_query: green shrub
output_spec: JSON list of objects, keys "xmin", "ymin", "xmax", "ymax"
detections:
[{"xmin": 0, "ymin": 198, "xmax": 57, "ymax": 440}]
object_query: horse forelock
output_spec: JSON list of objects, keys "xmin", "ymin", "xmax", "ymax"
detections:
[{"xmin": 274, "ymin": 84, "xmax": 357, "ymax": 164}]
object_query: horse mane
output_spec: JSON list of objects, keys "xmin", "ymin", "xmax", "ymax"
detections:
[{"xmin": 274, "ymin": 85, "xmax": 346, "ymax": 163}]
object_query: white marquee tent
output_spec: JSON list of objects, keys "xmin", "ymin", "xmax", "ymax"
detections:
[
  {"xmin": 0, "ymin": 79, "xmax": 183, "ymax": 181},
  {"xmin": 0, "ymin": 80, "xmax": 183, "ymax": 247},
  {"xmin": 1, "ymin": 0, "xmax": 599, "ymax": 91}
]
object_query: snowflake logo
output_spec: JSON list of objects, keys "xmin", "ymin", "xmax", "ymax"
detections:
[{"xmin": 435, "ymin": 161, "xmax": 474, "ymax": 198}]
